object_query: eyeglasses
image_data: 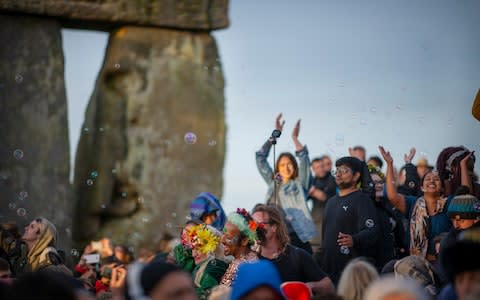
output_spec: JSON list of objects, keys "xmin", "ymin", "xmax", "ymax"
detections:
[
  {"xmin": 258, "ymin": 221, "xmax": 273, "ymax": 226},
  {"xmin": 332, "ymin": 166, "xmax": 352, "ymax": 176}
]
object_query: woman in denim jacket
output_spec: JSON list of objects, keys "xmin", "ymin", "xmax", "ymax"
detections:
[{"xmin": 255, "ymin": 114, "xmax": 317, "ymax": 253}]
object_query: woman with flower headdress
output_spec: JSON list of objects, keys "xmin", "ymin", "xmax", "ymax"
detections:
[
  {"xmin": 379, "ymin": 146, "xmax": 455, "ymax": 263},
  {"xmin": 189, "ymin": 224, "xmax": 228, "ymax": 299},
  {"xmin": 219, "ymin": 208, "xmax": 263, "ymax": 287}
]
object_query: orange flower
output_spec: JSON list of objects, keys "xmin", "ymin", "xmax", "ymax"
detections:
[{"xmin": 248, "ymin": 220, "xmax": 257, "ymax": 231}]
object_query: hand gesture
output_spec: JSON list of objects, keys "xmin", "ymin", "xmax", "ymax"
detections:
[
  {"xmin": 404, "ymin": 148, "xmax": 416, "ymax": 164},
  {"xmin": 460, "ymin": 151, "xmax": 474, "ymax": 167},
  {"xmin": 275, "ymin": 113, "xmax": 285, "ymax": 132},
  {"xmin": 337, "ymin": 232, "xmax": 353, "ymax": 247},
  {"xmin": 379, "ymin": 146, "xmax": 394, "ymax": 164},
  {"xmin": 292, "ymin": 119, "xmax": 301, "ymax": 141},
  {"xmin": 110, "ymin": 266, "xmax": 127, "ymax": 290}
]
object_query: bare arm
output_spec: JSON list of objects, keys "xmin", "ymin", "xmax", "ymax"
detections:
[
  {"xmin": 308, "ymin": 186, "xmax": 328, "ymax": 202},
  {"xmin": 460, "ymin": 151, "xmax": 474, "ymax": 193},
  {"xmin": 379, "ymin": 146, "xmax": 407, "ymax": 214},
  {"xmin": 307, "ymin": 277, "xmax": 335, "ymax": 296}
]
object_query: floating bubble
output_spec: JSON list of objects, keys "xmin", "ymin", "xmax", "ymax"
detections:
[
  {"xmin": 19, "ymin": 191, "xmax": 28, "ymax": 200},
  {"xmin": 114, "ymin": 63, "xmax": 120, "ymax": 69},
  {"xmin": 184, "ymin": 132, "xmax": 197, "ymax": 145},
  {"xmin": 16, "ymin": 208, "xmax": 26, "ymax": 217},
  {"xmin": 70, "ymin": 249, "xmax": 80, "ymax": 257},
  {"xmin": 142, "ymin": 217, "xmax": 149, "ymax": 223},
  {"xmin": 8, "ymin": 203, "xmax": 16, "ymax": 210},
  {"xmin": 137, "ymin": 196, "xmax": 144, "ymax": 204},
  {"xmin": 360, "ymin": 119, "xmax": 367, "ymax": 126},
  {"xmin": 90, "ymin": 171, "xmax": 98, "ymax": 179},
  {"xmin": 99, "ymin": 127, "xmax": 104, "ymax": 132},
  {"xmin": 121, "ymin": 192, "xmax": 127, "ymax": 198},
  {"xmin": 84, "ymin": 127, "xmax": 89, "ymax": 132},
  {"xmin": 418, "ymin": 115, "xmax": 425, "ymax": 123},
  {"xmin": 65, "ymin": 228, "xmax": 71, "ymax": 235},
  {"xmin": 335, "ymin": 134, "xmax": 344, "ymax": 146},
  {"xmin": 395, "ymin": 104, "xmax": 403, "ymax": 111},
  {"xmin": 171, "ymin": 212, "xmax": 177, "ymax": 218},
  {"xmin": 15, "ymin": 74, "xmax": 23, "ymax": 83},
  {"xmin": 203, "ymin": 66, "xmax": 209, "ymax": 71},
  {"xmin": 408, "ymin": 181, "xmax": 416, "ymax": 188},
  {"xmin": 370, "ymin": 107, "xmax": 377, "ymax": 113},
  {"xmin": 208, "ymin": 140, "xmax": 217, "ymax": 147},
  {"xmin": 112, "ymin": 169, "xmax": 117, "ymax": 174},
  {"xmin": 13, "ymin": 149, "xmax": 24, "ymax": 160},
  {"xmin": 166, "ymin": 222, "xmax": 172, "ymax": 229},
  {"xmin": 340, "ymin": 246, "xmax": 350, "ymax": 255},
  {"xmin": 86, "ymin": 179, "xmax": 94, "ymax": 186},
  {"xmin": 100, "ymin": 204, "xmax": 107, "ymax": 209},
  {"xmin": 128, "ymin": 246, "xmax": 135, "ymax": 253}
]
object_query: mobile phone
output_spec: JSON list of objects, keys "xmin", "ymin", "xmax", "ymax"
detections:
[{"xmin": 84, "ymin": 253, "xmax": 100, "ymax": 264}]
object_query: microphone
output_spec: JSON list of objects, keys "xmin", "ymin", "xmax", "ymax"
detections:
[{"xmin": 270, "ymin": 129, "xmax": 282, "ymax": 144}]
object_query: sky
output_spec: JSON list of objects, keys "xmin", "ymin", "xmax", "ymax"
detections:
[{"xmin": 62, "ymin": 0, "xmax": 480, "ymax": 215}]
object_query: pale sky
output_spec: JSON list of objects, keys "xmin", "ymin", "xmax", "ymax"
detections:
[{"xmin": 63, "ymin": 0, "xmax": 480, "ymax": 215}]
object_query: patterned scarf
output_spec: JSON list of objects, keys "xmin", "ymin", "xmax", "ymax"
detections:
[{"xmin": 410, "ymin": 196, "xmax": 447, "ymax": 257}]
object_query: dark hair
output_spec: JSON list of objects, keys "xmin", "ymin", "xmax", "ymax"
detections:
[
  {"xmin": 274, "ymin": 152, "xmax": 299, "ymax": 180},
  {"xmin": 353, "ymin": 146, "xmax": 366, "ymax": 152},
  {"xmin": 368, "ymin": 155, "xmax": 383, "ymax": 169},
  {"xmin": 420, "ymin": 170, "xmax": 445, "ymax": 192},
  {"xmin": 0, "ymin": 258, "xmax": 10, "ymax": 272},
  {"xmin": 436, "ymin": 146, "xmax": 474, "ymax": 193},
  {"xmin": 311, "ymin": 157, "xmax": 323, "ymax": 164},
  {"xmin": 252, "ymin": 204, "xmax": 290, "ymax": 247}
]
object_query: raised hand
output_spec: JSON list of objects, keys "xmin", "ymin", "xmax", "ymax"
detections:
[
  {"xmin": 275, "ymin": 113, "xmax": 286, "ymax": 132},
  {"xmin": 404, "ymin": 147, "xmax": 416, "ymax": 164},
  {"xmin": 379, "ymin": 146, "xmax": 394, "ymax": 164},
  {"xmin": 292, "ymin": 119, "xmax": 301, "ymax": 141},
  {"xmin": 460, "ymin": 151, "xmax": 474, "ymax": 167}
]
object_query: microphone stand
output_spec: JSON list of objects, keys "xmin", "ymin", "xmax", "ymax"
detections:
[{"xmin": 270, "ymin": 129, "xmax": 282, "ymax": 207}]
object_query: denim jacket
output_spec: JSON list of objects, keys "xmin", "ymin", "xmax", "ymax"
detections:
[{"xmin": 255, "ymin": 140, "xmax": 317, "ymax": 242}]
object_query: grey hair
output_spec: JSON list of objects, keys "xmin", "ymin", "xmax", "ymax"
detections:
[{"xmin": 363, "ymin": 275, "xmax": 429, "ymax": 300}]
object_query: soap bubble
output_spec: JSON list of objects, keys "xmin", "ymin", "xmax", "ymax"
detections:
[
  {"xmin": 208, "ymin": 140, "xmax": 217, "ymax": 146},
  {"xmin": 114, "ymin": 63, "xmax": 120, "ymax": 69},
  {"xmin": 340, "ymin": 246, "xmax": 350, "ymax": 255},
  {"xmin": 86, "ymin": 179, "xmax": 94, "ymax": 186},
  {"xmin": 370, "ymin": 107, "xmax": 377, "ymax": 113},
  {"xmin": 90, "ymin": 171, "xmax": 98, "ymax": 179},
  {"xmin": 335, "ymin": 134, "xmax": 344, "ymax": 146},
  {"xmin": 112, "ymin": 169, "xmax": 117, "ymax": 174},
  {"xmin": 8, "ymin": 203, "xmax": 16, "ymax": 210},
  {"xmin": 16, "ymin": 208, "xmax": 26, "ymax": 217},
  {"xmin": 121, "ymin": 192, "xmax": 127, "ymax": 198},
  {"xmin": 138, "ymin": 196, "xmax": 145, "ymax": 204},
  {"xmin": 19, "ymin": 191, "xmax": 28, "ymax": 200},
  {"xmin": 142, "ymin": 217, "xmax": 149, "ymax": 223},
  {"xmin": 84, "ymin": 127, "xmax": 89, "ymax": 132},
  {"xmin": 99, "ymin": 127, "xmax": 104, "ymax": 132},
  {"xmin": 360, "ymin": 119, "xmax": 367, "ymax": 126},
  {"xmin": 184, "ymin": 132, "xmax": 197, "ymax": 145},
  {"xmin": 166, "ymin": 223, "xmax": 172, "ymax": 229},
  {"xmin": 395, "ymin": 104, "xmax": 403, "ymax": 111},
  {"xmin": 13, "ymin": 149, "xmax": 24, "ymax": 160},
  {"xmin": 408, "ymin": 181, "xmax": 416, "ymax": 188},
  {"xmin": 70, "ymin": 249, "xmax": 80, "ymax": 257},
  {"xmin": 171, "ymin": 212, "xmax": 177, "ymax": 218},
  {"xmin": 15, "ymin": 74, "xmax": 23, "ymax": 83}
]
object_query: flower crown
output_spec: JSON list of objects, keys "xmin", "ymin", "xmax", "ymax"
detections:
[
  {"xmin": 190, "ymin": 224, "xmax": 221, "ymax": 255},
  {"xmin": 367, "ymin": 164, "xmax": 385, "ymax": 180},
  {"xmin": 226, "ymin": 208, "xmax": 262, "ymax": 244}
]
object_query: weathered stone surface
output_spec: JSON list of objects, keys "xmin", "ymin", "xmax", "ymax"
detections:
[
  {"xmin": 0, "ymin": 0, "xmax": 229, "ymax": 31},
  {"xmin": 0, "ymin": 15, "xmax": 71, "ymax": 249},
  {"xmin": 73, "ymin": 26, "xmax": 225, "ymax": 250}
]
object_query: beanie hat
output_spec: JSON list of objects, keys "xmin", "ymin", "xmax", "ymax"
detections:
[
  {"xmin": 441, "ymin": 225, "xmax": 480, "ymax": 281},
  {"xmin": 447, "ymin": 194, "xmax": 480, "ymax": 220},
  {"xmin": 335, "ymin": 156, "xmax": 363, "ymax": 174},
  {"xmin": 281, "ymin": 282, "xmax": 311, "ymax": 300},
  {"xmin": 230, "ymin": 260, "xmax": 285, "ymax": 300},
  {"xmin": 140, "ymin": 261, "xmax": 183, "ymax": 296}
]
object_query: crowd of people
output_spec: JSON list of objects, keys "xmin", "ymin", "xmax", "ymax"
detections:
[{"xmin": 0, "ymin": 114, "xmax": 479, "ymax": 300}]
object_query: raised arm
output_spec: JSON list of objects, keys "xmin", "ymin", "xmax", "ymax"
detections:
[
  {"xmin": 292, "ymin": 119, "xmax": 312, "ymax": 191},
  {"xmin": 379, "ymin": 146, "xmax": 407, "ymax": 214},
  {"xmin": 255, "ymin": 114, "xmax": 285, "ymax": 184},
  {"xmin": 460, "ymin": 151, "xmax": 474, "ymax": 193}
]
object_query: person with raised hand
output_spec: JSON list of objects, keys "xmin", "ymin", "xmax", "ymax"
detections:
[{"xmin": 255, "ymin": 113, "xmax": 316, "ymax": 254}]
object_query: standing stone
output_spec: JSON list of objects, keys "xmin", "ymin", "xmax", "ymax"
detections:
[
  {"xmin": 0, "ymin": 15, "xmax": 71, "ymax": 249},
  {"xmin": 73, "ymin": 26, "xmax": 226, "ymax": 250}
]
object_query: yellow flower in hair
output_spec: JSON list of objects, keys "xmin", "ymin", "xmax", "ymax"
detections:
[{"xmin": 191, "ymin": 224, "xmax": 220, "ymax": 255}]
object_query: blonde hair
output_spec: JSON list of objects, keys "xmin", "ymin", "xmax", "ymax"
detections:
[{"xmin": 337, "ymin": 259, "xmax": 379, "ymax": 300}]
